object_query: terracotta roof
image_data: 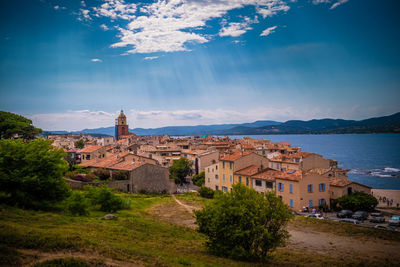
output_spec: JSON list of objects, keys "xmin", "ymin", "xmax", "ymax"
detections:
[
  {"xmin": 80, "ymin": 152, "xmax": 149, "ymax": 171},
  {"xmin": 329, "ymin": 178, "xmax": 371, "ymax": 188},
  {"xmin": 78, "ymin": 145, "xmax": 104, "ymax": 153},
  {"xmin": 220, "ymin": 151, "xmax": 252, "ymax": 162},
  {"xmin": 307, "ymin": 168, "xmax": 330, "ymax": 175},
  {"xmin": 275, "ymin": 170, "xmax": 303, "ymax": 181},
  {"xmin": 252, "ymin": 168, "xmax": 280, "ymax": 181},
  {"xmin": 234, "ymin": 165, "xmax": 260, "ymax": 176}
]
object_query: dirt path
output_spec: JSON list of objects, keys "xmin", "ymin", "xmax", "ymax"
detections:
[
  {"xmin": 18, "ymin": 249, "xmax": 143, "ymax": 267},
  {"xmin": 152, "ymin": 198, "xmax": 400, "ymax": 264}
]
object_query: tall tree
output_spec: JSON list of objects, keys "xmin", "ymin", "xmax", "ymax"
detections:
[
  {"xmin": 0, "ymin": 111, "xmax": 42, "ymax": 139},
  {"xmin": 169, "ymin": 158, "xmax": 193, "ymax": 185},
  {"xmin": 0, "ymin": 139, "xmax": 70, "ymax": 209}
]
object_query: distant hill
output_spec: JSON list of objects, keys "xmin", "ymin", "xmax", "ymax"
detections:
[
  {"xmin": 220, "ymin": 112, "xmax": 400, "ymax": 135},
  {"xmin": 44, "ymin": 112, "xmax": 400, "ymax": 136}
]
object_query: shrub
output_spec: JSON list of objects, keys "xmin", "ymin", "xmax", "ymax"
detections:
[
  {"xmin": 112, "ymin": 170, "xmax": 129, "ymax": 180},
  {"xmin": 93, "ymin": 168, "xmax": 110, "ymax": 181},
  {"xmin": 195, "ymin": 184, "xmax": 293, "ymax": 261},
  {"xmin": 65, "ymin": 191, "xmax": 89, "ymax": 216},
  {"xmin": 192, "ymin": 171, "xmax": 205, "ymax": 187},
  {"xmin": 85, "ymin": 186, "xmax": 127, "ymax": 212},
  {"xmin": 337, "ymin": 191, "xmax": 378, "ymax": 211},
  {"xmin": 198, "ymin": 187, "xmax": 214, "ymax": 199},
  {"xmin": 71, "ymin": 174, "xmax": 93, "ymax": 183},
  {"xmin": 0, "ymin": 139, "xmax": 70, "ymax": 209},
  {"xmin": 65, "ymin": 171, "xmax": 77, "ymax": 179}
]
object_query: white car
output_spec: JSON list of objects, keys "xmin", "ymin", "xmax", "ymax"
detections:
[{"xmin": 306, "ymin": 213, "xmax": 324, "ymax": 219}]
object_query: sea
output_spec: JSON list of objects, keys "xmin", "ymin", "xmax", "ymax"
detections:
[{"xmin": 227, "ymin": 134, "xmax": 400, "ymax": 190}]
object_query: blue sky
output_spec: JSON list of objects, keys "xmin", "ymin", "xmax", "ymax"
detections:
[{"xmin": 0, "ymin": 0, "xmax": 399, "ymax": 131}]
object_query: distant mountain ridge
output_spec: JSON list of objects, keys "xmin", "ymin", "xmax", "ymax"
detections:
[{"xmin": 44, "ymin": 112, "xmax": 400, "ymax": 136}]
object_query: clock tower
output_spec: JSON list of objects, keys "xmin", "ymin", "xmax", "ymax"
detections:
[{"xmin": 115, "ymin": 110, "xmax": 129, "ymax": 140}]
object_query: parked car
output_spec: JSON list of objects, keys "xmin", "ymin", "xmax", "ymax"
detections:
[
  {"xmin": 306, "ymin": 214, "xmax": 324, "ymax": 219},
  {"xmin": 370, "ymin": 212, "xmax": 385, "ymax": 223},
  {"xmin": 388, "ymin": 216, "xmax": 400, "ymax": 227},
  {"xmin": 374, "ymin": 225, "xmax": 396, "ymax": 231},
  {"xmin": 352, "ymin": 211, "xmax": 368, "ymax": 221},
  {"xmin": 337, "ymin": 210, "xmax": 353, "ymax": 218},
  {"xmin": 339, "ymin": 218, "xmax": 360, "ymax": 224}
]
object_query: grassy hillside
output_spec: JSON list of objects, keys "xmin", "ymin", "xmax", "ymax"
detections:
[{"xmin": 1, "ymin": 192, "xmax": 398, "ymax": 266}]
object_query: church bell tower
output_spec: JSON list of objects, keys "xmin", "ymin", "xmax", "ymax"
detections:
[{"xmin": 115, "ymin": 110, "xmax": 129, "ymax": 140}]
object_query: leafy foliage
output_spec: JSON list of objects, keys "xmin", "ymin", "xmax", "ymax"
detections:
[
  {"xmin": 336, "ymin": 191, "xmax": 378, "ymax": 211},
  {"xmin": 192, "ymin": 171, "xmax": 205, "ymax": 187},
  {"xmin": 93, "ymin": 168, "xmax": 110, "ymax": 181},
  {"xmin": 169, "ymin": 158, "xmax": 193, "ymax": 184},
  {"xmin": 74, "ymin": 139, "xmax": 85, "ymax": 149},
  {"xmin": 0, "ymin": 111, "xmax": 42, "ymax": 139},
  {"xmin": 85, "ymin": 186, "xmax": 128, "ymax": 212},
  {"xmin": 198, "ymin": 186, "xmax": 214, "ymax": 199},
  {"xmin": 0, "ymin": 139, "xmax": 70, "ymax": 209},
  {"xmin": 195, "ymin": 184, "xmax": 292, "ymax": 261},
  {"xmin": 65, "ymin": 191, "xmax": 89, "ymax": 216},
  {"xmin": 112, "ymin": 170, "xmax": 129, "ymax": 180}
]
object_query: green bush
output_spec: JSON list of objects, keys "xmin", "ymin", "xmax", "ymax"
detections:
[
  {"xmin": 85, "ymin": 186, "xmax": 127, "ymax": 212},
  {"xmin": 336, "ymin": 191, "xmax": 378, "ymax": 211},
  {"xmin": 169, "ymin": 158, "xmax": 193, "ymax": 185},
  {"xmin": 93, "ymin": 168, "xmax": 110, "ymax": 181},
  {"xmin": 65, "ymin": 191, "xmax": 89, "ymax": 216},
  {"xmin": 192, "ymin": 171, "xmax": 205, "ymax": 187},
  {"xmin": 0, "ymin": 139, "xmax": 70, "ymax": 209},
  {"xmin": 195, "ymin": 184, "xmax": 292, "ymax": 261},
  {"xmin": 112, "ymin": 170, "xmax": 129, "ymax": 180},
  {"xmin": 198, "ymin": 187, "xmax": 214, "ymax": 199}
]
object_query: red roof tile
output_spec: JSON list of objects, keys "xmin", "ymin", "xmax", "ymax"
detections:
[
  {"xmin": 220, "ymin": 151, "xmax": 252, "ymax": 162},
  {"xmin": 234, "ymin": 165, "xmax": 260, "ymax": 176},
  {"xmin": 78, "ymin": 145, "xmax": 104, "ymax": 153}
]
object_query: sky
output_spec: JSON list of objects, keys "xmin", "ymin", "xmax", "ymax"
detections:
[{"xmin": 0, "ymin": 0, "xmax": 399, "ymax": 131}]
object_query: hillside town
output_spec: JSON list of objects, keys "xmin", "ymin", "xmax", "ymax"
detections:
[{"xmin": 49, "ymin": 110, "xmax": 372, "ymax": 212}]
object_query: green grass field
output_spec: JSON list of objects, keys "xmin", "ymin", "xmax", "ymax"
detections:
[{"xmin": 0, "ymin": 192, "xmax": 397, "ymax": 266}]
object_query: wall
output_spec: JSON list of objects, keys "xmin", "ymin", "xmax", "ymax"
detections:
[
  {"xmin": 131, "ymin": 164, "xmax": 176, "ymax": 194},
  {"xmin": 198, "ymin": 151, "xmax": 219, "ymax": 174},
  {"xmin": 330, "ymin": 183, "xmax": 371, "ymax": 199},
  {"xmin": 301, "ymin": 154, "xmax": 330, "ymax": 171},
  {"xmin": 205, "ymin": 163, "xmax": 220, "ymax": 190}
]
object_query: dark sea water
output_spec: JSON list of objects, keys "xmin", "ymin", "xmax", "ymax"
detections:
[{"xmin": 228, "ymin": 134, "xmax": 400, "ymax": 190}]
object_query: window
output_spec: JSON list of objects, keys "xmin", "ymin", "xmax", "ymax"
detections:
[
  {"xmin": 223, "ymin": 162, "xmax": 225, "ymax": 169},
  {"xmin": 208, "ymin": 168, "xmax": 210, "ymax": 173},
  {"xmin": 223, "ymin": 174, "xmax": 225, "ymax": 181},
  {"xmin": 255, "ymin": 180, "xmax": 262, "ymax": 187},
  {"xmin": 308, "ymin": 184, "xmax": 313, "ymax": 193},
  {"xmin": 215, "ymin": 186, "xmax": 219, "ymax": 190},
  {"xmin": 289, "ymin": 184, "xmax": 293, "ymax": 193},
  {"xmin": 230, "ymin": 162, "xmax": 233, "ymax": 170},
  {"xmin": 208, "ymin": 178, "xmax": 210, "ymax": 183},
  {"xmin": 239, "ymin": 176, "xmax": 242, "ymax": 183},
  {"xmin": 246, "ymin": 177, "xmax": 249, "ymax": 186},
  {"xmin": 295, "ymin": 158, "xmax": 300, "ymax": 163},
  {"xmin": 278, "ymin": 183, "xmax": 284, "ymax": 192},
  {"xmin": 319, "ymin": 183, "xmax": 326, "ymax": 192},
  {"xmin": 266, "ymin": 181, "xmax": 273, "ymax": 188},
  {"xmin": 215, "ymin": 174, "xmax": 218, "ymax": 179},
  {"xmin": 290, "ymin": 199, "xmax": 293, "ymax": 208},
  {"xmin": 230, "ymin": 175, "xmax": 233, "ymax": 183},
  {"xmin": 282, "ymin": 168, "xmax": 286, "ymax": 172},
  {"xmin": 309, "ymin": 200, "xmax": 313, "ymax": 208},
  {"xmin": 222, "ymin": 186, "xmax": 227, "ymax": 193},
  {"xmin": 216, "ymin": 165, "xmax": 218, "ymax": 170},
  {"xmin": 319, "ymin": 199, "xmax": 326, "ymax": 206}
]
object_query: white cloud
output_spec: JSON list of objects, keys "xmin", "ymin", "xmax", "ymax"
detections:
[
  {"xmin": 260, "ymin": 26, "xmax": 277, "ymax": 36},
  {"xmin": 54, "ymin": 5, "xmax": 66, "ymax": 10},
  {"xmin": 81, "ymin": 1, "xmax": 86, "ymax": 7},
  {"xmin": 143, "ymin": 56, "xmax": 159, "ymax": 60},
  {"xmin": 54, "ymin": 5, "xmax": 59, "ymax": 10},
  {"xmin": 312, "ymin": 0, "xmax": 349, "ymax": 9},
  {"xmin": 100, "ymin": 24, "xmax": 109, "ymax": 31},
  {"xmin": 78, "ymin": 9, "xmax": 91, "ymax": 20},
  {"xmin": 91, "ymin": 58, "xmax": 102, "ymax": 62},
  {"xmin": 330, "ymin": 0, "xmax": 348, "ymax": 9},
  {"xmin": 219, "ymin": 17, "xmax": 256, "ymax": 37},
  {"xmin": 87, "ymin": 0, "xmax": 291, "ymax": 54}
]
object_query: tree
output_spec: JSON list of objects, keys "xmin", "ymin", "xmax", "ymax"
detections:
[
  {"xmin": 336, "ymin": 191, "xmax": 378, "ymax": 211},
  {"xmin": 85, "ymin": 186, "xmax": 125, "ymax": 212},
  {"xmin": 195, "ymin": 184, "xmax": 293, "ymax": 261},
  {"xmin": 74, "ymin": 139, "xmax": 85, "ymax": 149},
  {"xmin": 0, "ymin": 111, "xmax": 42, "ymax": 139},
  {"xmin": 93, "ymin": 168, "xmax": 110, "ymax": 181},
  {"xmin": 192, "ymin": 171, "xmax": 205, "ymax": 187},
  {"xmin": 65, "ymin": 191, "xmax": 89, "ymax": 215},
  {"xmin": 0, "ymin": 139, "xmax": 70, "ymax": 209},
  {"xmin": 169, "ymin": 158, "xmax": 193, "ymax": 185}
]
